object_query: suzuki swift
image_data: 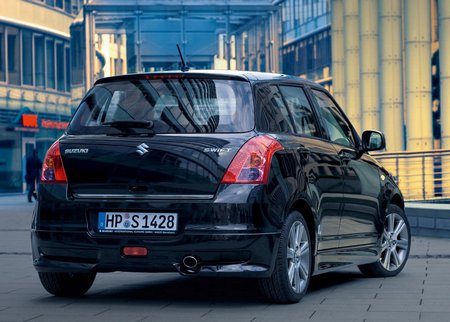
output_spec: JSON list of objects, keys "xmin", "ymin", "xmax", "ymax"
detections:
[{"xmin": 32, "ymin": 70, "xmax": 410, "ymax": 303}]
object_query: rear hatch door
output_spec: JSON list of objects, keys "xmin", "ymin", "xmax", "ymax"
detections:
[
  {"xmin": 60, "ymin": 133, "xmax": 254, "ymax": 198},
  {"xmin": 63, "ymin": 74, "xmax": 256, "ymax": 198}
]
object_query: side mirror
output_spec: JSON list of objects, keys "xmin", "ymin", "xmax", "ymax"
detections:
[{"xmin": 361, "ymin": 130, "xmax": 386, "ymax": 152}]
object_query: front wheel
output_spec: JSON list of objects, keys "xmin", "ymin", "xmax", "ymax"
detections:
[
  {"xmin": 359, "ymin": 205, "xmax": 411, "ymax": 277},
  {"xmin": 259, "ymin": 211, "xmax": 312, "ymax": 303},
  {"xmin": 38, "ymin": 271, "xmax": 96, "ymax": 297}
]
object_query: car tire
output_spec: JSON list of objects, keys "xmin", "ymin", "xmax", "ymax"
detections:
[
  {"xmin": 358, "ymin": 204, "xmax": 411, "ymax": 277},
  {"xmin": 38, "ymin": 272, "xmax": 96, "ymax": 297},
  {"xmin": 259, "ymin": 211, "xmax": 312, "ymax": 303}
]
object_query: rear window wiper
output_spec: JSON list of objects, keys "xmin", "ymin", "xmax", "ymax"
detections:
[{"xmin": 102, "ymin": 120, "xmax": 154, "ymax": 129}]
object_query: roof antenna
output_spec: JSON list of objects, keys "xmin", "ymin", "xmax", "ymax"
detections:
[{"xmin": 176, "ymin": 44, "xmax": 190, "ymax": 72}]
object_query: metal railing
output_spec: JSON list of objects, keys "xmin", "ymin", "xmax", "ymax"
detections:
[{"xmin": 373, "ymin": 149, "xmax": 450, "ymax": 201}]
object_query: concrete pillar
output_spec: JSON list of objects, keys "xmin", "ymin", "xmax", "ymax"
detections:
[
  {"xmin": 267, "ymin": 14, "xmax": 272, "ymax": 73},
  {"xmin": 226, "ymin": 9, "xmax": 231, "ymax": 70},
  {"xmin": 379, "ymin": 0, "xmax": 404, "ymax": 151},
  {"xmin": 135, "ymin": 10, "xmax": 143, "ymax": 73},
  {"xmin": 117, "ymin": 33, "xmax": 122, "ymax": 75},
  {"xmin": 405, "ymin": 0, "xmax": 433, "ymax": 151},
  {"xmin": 359, "ymin": 0, "xmax": 379, "ymax": 131},
  {"xmin": 439, "ymin": 0, "xmax": 450, "ymax": 196},
  {"xmin": 272, "ymin": 10, "xmax": 281, "ymax": 73},
  {"xmin": 405, "ymin": 0, "xmax": 433, "ymax": 199},
  {"xmin": 344, "ymin": 0, "xmax": 361, "ymax": 132},
  {"xmin": 84, "ymin": 10, "xmax": 95, "ymax": 90},
  {"xmin": 331, "ymin": 0, "xmax": 345, "ymax": 108},
  {"xmin": 235, "ymin": 33, "xmax": 242, "ymax": 70}
]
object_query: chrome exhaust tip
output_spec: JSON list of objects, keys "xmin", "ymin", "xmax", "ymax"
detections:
[{"xmin": 182, "ymin": 255, "xmax": 199, "ymax": 269}]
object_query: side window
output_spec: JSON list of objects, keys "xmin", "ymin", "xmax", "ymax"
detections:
[
  {"xmin": 278, "ymin": 86, "xmax": 319, "ymax": 137},
  {"xmin": 255, "ymin": 84, "xmax": 295, "ymax": 133},
  {"xmin": 255, "ymin": 84, "xmax": 319, "ymax": 137},
  {"xmin": 312, "ymin": 89, "xmax": 356, "ymax": 148}
]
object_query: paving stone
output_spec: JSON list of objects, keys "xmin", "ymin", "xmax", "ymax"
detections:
[
  {"xmin": 1, "ymin": 195, "xmax": 450, "ymax": 322},
  {"xmin": 420, "ymin": 312, "xmax": 450, "ymax": 321}
]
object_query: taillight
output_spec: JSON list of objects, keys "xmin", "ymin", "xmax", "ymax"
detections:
[
  {"xmin": 41, "ymin": 141, "xmax": 67, "ymax": 183},
  {"xmin": 221, "ymin": 135, "xmax": 283, "ymax": 184}
]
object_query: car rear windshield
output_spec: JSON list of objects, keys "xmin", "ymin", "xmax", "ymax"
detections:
[{"xmin": 68, "ymin": 78, "xmax": 254, "ymax": 135}]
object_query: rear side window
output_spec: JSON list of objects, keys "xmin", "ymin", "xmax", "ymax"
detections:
[
  {"xmin": 255, "ymin": 84, "xmax": 319, "ymax": 137},
  {"xmin": 68, "ymin": 78, "xmax": 254, "ymax": 134}
]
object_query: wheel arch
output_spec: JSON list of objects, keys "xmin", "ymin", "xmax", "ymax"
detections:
[
  {"xmin": 390, "ymin": 193, "xmax": 404, "ymax": 210},
  {"xmin": 289, "ymin": 199, "xmax": 316, "ymax": 257}
]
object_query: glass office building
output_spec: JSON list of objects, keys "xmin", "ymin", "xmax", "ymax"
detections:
[
  {"xmin": 234, "ymin": 0, "xmax": 331, "ymax": 89},
  {"xmin": 0, "ymin": 0, "xmax": 80, "ymax": 192}
]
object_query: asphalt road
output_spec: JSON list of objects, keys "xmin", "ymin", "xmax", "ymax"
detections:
[{"xmin": 1, "ymin": 194, "xmax": 450, "ymax": 322}]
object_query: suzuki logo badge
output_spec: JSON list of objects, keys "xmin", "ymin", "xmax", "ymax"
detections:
[{"xmin": 136, "ymin": 143, "xmax": 149, "ymax": 156}]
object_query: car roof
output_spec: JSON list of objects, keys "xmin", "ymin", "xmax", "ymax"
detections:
[{"xmin": 94, "ymin": 70, "xmax": 321, "ymax": 88}]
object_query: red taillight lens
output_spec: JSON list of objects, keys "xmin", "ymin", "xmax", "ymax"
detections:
[
  {"xmin": 221, "ymin": 135, "xmax": 283, "ymax": 184},
  {"xmin": 40, "ymin": 141, "xmax": 67, "ymax": 183}
]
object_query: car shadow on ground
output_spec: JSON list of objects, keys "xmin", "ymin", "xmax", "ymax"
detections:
[{"xmin": 32, "ymin": 271, "xmax": 368, "ymax": 306}]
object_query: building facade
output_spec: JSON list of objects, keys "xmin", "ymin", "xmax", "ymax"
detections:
[
  {"xmin": 3, "ymin": 0, "xmax": 446, "ymax": 197},
  {"xmin": 329, "ymin": 0, "xmax": 448, "ymax": 199},
  {"xmin": 234, "ymin": 0, "xmax": 331, "ymax": 90},
  {"xmin": 0, "ymin": 0, "xmax": 81, "ymax": 192},
  {"xmin": 72, "ymin": 0, "xmax": 278, "ymax": 95}
]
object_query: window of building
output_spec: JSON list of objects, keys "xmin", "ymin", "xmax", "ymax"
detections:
[
  {"xmin": 72, "ymin": 0, "xmax": 81, "ymax": 15},
  {"xmin": 22, "ymin": 30, "xmax": 33, "ymax": 86},
  {"xmin": 34, "ymin": 35, "xmax": 45, "ymax": 87},
  {"xmin": 0, "ymin": 26, "xmax": 4, "ymax": 82},
  {"xmin": 259, "ymin": 53, "xmax": 265, "ymax": 72},
  {"xmin": 71, "ymin": 25, "xmax": 84, "ymax": 85},
  {"xmin": 32, "ymin": 0, "xmax": 75, "ymax": 15},
  {"xmin": 294, "ymin": 0, "xmax": 300, "ymax": 25},
  {"xmin": 0, "ymin": 23, "xmax": 70, "ymax": 92},
  {"xmin": 282, "ymin": 29, "xmax": 331, "ymax": 78},
  {"xmin": 317, "ymin": 0, "xmax": 323, "ymax": 15},
  {"xmin": 64, "ymin": 0, "xmax": 71, "ymax": 14},
  {"xmin": 6, "ymin": 27, "xmax": 20, "ymax": 85},
  {"xmin": 56, "ymin": 42, "xmax": 65, "ymax": 91},
  {"xmin": 65, "ymin": 46, "xmax": 70, "ymax": 91},
  {"xmin": 46, "ymin": 39, "xmax": 55, "ymax": 89},
  {"xmin": 289, "ymin": 0, "xmax": 294, "ymax": 29}
]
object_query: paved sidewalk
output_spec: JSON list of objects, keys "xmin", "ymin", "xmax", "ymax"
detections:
[{"xmin": 1, "ymin": 195, "xmax": 450, "ymax": 321}]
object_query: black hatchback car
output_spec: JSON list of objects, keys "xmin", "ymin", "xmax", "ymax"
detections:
[{"xmin": 32, "ymin": 70, "xmax": 410, "ymax": 303}]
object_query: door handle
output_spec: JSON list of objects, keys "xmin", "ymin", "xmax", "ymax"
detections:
[
  {"xmin": 297, "ymin": 146, "xmax": 311, "ymax": 162},
  {"xmin": 338, "ymin": 148, "xmax": 355, "ymax": 164}
]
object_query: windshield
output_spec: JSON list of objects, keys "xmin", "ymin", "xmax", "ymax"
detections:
[{"xmin": 68, "ymin": 78, "xmax": 254, "ymax": 135}]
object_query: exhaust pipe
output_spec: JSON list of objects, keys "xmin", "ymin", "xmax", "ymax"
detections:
[{"xmin": 182, "ymin": 255, "xmax": 199, "ymax": 270}]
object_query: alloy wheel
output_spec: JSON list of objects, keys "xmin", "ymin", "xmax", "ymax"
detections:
[
  {"xmin": 380, "ymin": 213, "xmax": 410, "ymax": 271},
  {"xmin": 286, "ymin": 221, "xmax": 310, "ymax": 293}
]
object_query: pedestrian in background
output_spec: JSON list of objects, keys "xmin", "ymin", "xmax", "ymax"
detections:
[{"xmin": 25, "ymin": 150, "xmax": 42, "ymax": 203}]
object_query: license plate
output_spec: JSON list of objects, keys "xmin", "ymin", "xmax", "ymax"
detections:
[{"xmin": 98, "ymin": 212, "xmax": 178, "ymax": 234}]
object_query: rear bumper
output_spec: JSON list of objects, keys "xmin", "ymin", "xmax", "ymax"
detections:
[
  {"xmin": 32, "ymin": 183, "xmax": 285, "ymax": 277},
  {"xmin": 31, "ymin": 230, "xmax": 279, "ymax": 277}
]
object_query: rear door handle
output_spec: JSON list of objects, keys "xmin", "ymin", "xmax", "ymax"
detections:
[{"xmin": 297, "ymin": 146, "xmax": 311, "ymax": 161}]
